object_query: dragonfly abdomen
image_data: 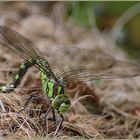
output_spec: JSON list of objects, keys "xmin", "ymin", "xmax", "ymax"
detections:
[{"xmin": 0, "ymin": 59, "xmax": 36, "ymax": 93}]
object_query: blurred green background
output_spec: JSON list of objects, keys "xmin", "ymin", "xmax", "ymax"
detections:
[{"xmin": 67, "ymin": 1, "xmax": 140, "ymax": 60}]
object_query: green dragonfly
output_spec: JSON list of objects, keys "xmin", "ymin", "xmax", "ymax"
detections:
[{"xmin": 0, "ymin": 25, "xmax": 140, "ymax": 128}]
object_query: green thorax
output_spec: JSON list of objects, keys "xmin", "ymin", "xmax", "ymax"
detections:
[{"xmin": 40, "ymin": 71, "xmax": 64, "ymax": 101}]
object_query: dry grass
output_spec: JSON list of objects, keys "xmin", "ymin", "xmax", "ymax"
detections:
[{"xmin": 0, "ymin": 2, "xmax": 140, "ymax": 139}]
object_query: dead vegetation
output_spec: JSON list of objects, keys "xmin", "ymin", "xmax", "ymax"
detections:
[{"xmin": 0, "ymin": 2, "xmax": 140, "ymax": 139}]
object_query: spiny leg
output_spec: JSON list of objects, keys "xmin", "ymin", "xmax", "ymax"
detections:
[
  {"xmin": 46, "ymin": 108, "xmax": 56, "ymax": 122},
  {"xmin": 54, "ymin": 114, "xmax": 64, "ymax": 136},
  {"xmin": 18, "ymin": 94, "xmax": 40, "ymax": 113},
  {"xmin": 59, "ymin": 114, "xmax": 64, "ymax": 129},
  {"xmin": 43, "ymin": 107, "xmax": 57, "ymax": 131},
  {"xmin": 52, "ymin": 108, "xmax": 56, "ymax": 123},
  {"xmin": 44, "ymin": 106, "xmax": 52, "ymax": 126},
  {"xmin": 47, "ymin": 108, "xmax": 56, "ymax": 127}
]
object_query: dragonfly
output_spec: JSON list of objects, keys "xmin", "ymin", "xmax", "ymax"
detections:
[{"xmin": 0, "ymin": 25, "xmax": 140, "ymax": 129}]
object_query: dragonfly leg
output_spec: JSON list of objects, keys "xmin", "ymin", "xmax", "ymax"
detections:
[
  {"xmin": 59, "ymin": 114, "xmax": 64, "ymax": 129},
  {"xmin": 47, "ymin": 108, "xmax": 56, "ymax": 120},
  {"xmin": 44, "ymin": 106, "xmax": 52, "ymax": 126},
  {"xmin": 53, "ymin": 114, "xmax": 64, "ymax": 136},
  {"xmin": 50, "ymin": 108, "xmax": 56, "ymax": 127},
  {"xmin": 18, "ymin": 94, "xmax": 39, "ymax": 114},
  {"xmin": 52, "ymin": 108, "xmax": 56, "ymax": 122}
]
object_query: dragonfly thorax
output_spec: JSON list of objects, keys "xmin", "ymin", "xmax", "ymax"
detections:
[
  {"xmin": 40, "ymin": 72, "xmax": 64, "ymax": 96},
  {"xmin": 40, "ymin": 71, "xmax": 71, "ymax": 114}
]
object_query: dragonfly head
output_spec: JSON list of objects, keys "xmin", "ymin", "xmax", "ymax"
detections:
[
  {"xmin": 58, "ymin": 77, "xmax": 66, "ymax": 86},
  {"xmin": 52, "ymin": 94, "xmax": 71, "ymax": 114}
]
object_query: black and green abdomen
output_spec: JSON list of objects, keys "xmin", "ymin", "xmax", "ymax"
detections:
[
  {"xmin": 0, "ymin": 58, "xmax": 54, "ymax": 93},
  {"xmin": 0, "ymin": 59, "xmax": 36, "ymax": 93}
]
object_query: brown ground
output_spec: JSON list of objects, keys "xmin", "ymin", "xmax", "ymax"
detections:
[{"xmin": 0, "ymin": 2, "xmax": 140, "ymax": 139}]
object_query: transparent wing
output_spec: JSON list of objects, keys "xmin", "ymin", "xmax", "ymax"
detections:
[
  {"xmin": 0, "ymin": 25, "xmax": 45, "ymax": 60},
  {"xmin": 46, "ymin": 46, "xmax": 114, "ymax": 74},
  {"xmin": 46, "ymin": 46, "xmax": 140, "ymax": 81},
  {"xmin": 58, "ymin": 58, "xmax": 140, "ymax": 83},
  {"xmin": 0, "ymin": 25, "xmax": 51, "ymax": 74}
]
